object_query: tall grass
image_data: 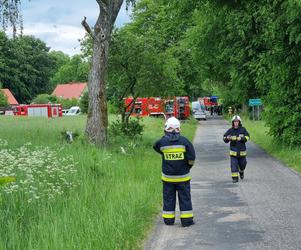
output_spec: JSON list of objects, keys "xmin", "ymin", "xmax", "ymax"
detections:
[
  {"xmin": 0, "ymin": 115, "xmax": 197, "ymax": 250},
  {"xmin": 243, "ymin": 119, "xmax": 301, "ymax": 173}
]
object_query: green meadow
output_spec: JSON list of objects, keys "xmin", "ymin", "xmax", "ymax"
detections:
[
  {"xmin": 244, "ymin": 119, "xmax": 301, "ymax": 173},
  {"xmin": 0, "ymin": 115, "xmax": 197, "ymax": 250}
]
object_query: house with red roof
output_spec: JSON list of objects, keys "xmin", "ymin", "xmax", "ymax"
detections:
[
  {"xmin": 0, "ymin": 88, "xmax": 19, "ymax": 105},
  {"xmin": 52, "ymin": 82, "xmax": 87, "ymax": 100}
]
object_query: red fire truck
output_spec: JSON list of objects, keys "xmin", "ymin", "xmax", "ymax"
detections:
[
  {"xmin": 198, "ymin": 97, "xmax": 218, "ymax": 107},
  {"xmin": 12, "ymin": 104, "xmax": 62, "ymax": 118},
  {"xmin": 198, "ymin": 96, "xmax": 219, "ymax": 115},
  {"xmin": 125, "ymin": 96, "xmax": 190, "ymax": 120},
  {"xmin": 124, "ymin": 97, "xmax": 149, "ymax": 117},
  {"xmin": 148, "ymin": 97, "xmax": 165, "ymax": 117},
  {"xmin": 165, "ymin": 96, "xmax": 190, "ymax": 120}
]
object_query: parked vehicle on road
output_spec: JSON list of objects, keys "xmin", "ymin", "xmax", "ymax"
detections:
[{"xmin": 191, "ymin": 101, "xmax": 206, "ymax": 120}]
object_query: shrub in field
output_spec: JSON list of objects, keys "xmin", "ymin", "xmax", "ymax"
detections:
[
  {"xmin": 79, "ymin": 91, "xmax": 88, "ymax": 113},
  {"xmin": 107, "ymin": 100, "xmax": 119, "ymax": 114},
  {"xmin": 110, "ymin": 118, "xmax": 144, "ymax": 138}
]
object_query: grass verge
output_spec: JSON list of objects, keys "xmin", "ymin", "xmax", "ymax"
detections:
[
  {"xmin": 0, "ymin": 115, "xmax": 197, "ymax": 250},
  {"xmin": 243, "ymin": 119, "xmax": 301, "ymax": 173}
]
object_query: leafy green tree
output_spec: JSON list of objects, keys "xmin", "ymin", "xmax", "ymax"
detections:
[
  {"xmin": 0, "ymin": 31, "xmax": 23, "ymax": 99},
  {"xmin": 49, "ymin": 51, "xmax": 71, "ymax": 89},
  {"xmin": 107, "ymin": 26, "xmax": 183, "ymax": 126},
  {"xmin": 0, "ymin": 34, "xmax": 56, "ymax": 102},
  {"xmin": 185, "ymin": 0, "xmax": 301, "ymax": 145},
  {"xmin": 257, "ymin": 0, "xmax": 301, "ymax": 145},
  {"xmin": 58, "ymin": 98, "xmax": 78, "ymax": 109},
  {"xmin": 50, "ymin": 55, "xmax": 89, "ymax": 88},
  {"xmin": 185, "ymin": 1, "xmax": 261, "ymax": 108},
  {"xmin": 49, "ymin": 51, "xmax": 70, "ymax": 70},
  {"xmin": 0, "ymin": 89, "xmax": 8, "ymax": 106},
  {"xmin": 79, "ymin": 91, "xmax": 89, "ymax": 114},
  {"xmin": 31, "ymin": 94, "xmax": 58, "ymax": 104}
]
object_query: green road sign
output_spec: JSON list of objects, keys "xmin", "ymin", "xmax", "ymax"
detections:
[{"xmin": 249, "ymin": 99, "xmax": 262, "ymax": 106}]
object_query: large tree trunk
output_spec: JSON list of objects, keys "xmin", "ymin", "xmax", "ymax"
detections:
[
  {"xmin": 85, "ymin": 36, "xmax": 109, "ymax": 144},
  {"xmin": 82, "ymin": 0, "xmax": 124, "ymax": 145}
]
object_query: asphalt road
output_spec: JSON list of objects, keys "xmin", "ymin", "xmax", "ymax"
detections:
[{"xmin": 144, "ymin": 117, "xmax": 301, "ymax": 250}]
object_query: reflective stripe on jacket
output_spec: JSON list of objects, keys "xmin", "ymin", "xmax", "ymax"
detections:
[
  {"xmin": 153, "ymin": 132, "xmax": 196, "ymax": 182},
  {"xmin": 223, "ymin": 126, "xmax": 250, "ymax": 157}
]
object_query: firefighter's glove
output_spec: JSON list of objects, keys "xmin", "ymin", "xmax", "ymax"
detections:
[
  {"xmin": 239, "ymin": 134, "xmax": 245, "ymax": 142},
  {"xmin": 188, "ymin": 160, "xmax": 195, "ymax": 168}
]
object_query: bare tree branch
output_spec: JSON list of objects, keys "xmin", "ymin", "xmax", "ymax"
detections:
[
  {"xmin": 81, "ymin": 16, "xmax": 95, "ymax": 39},
  {"xmin": 119, "ymin": 79, "xmax": 136, "ymax": 104}
]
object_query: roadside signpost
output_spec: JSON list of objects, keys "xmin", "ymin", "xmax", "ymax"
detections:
[
  {"xmin": 249, "ymin": 99, "xmax": 262, "ymax": 120},
  {"xmin": 249, "ymin": 99, "xmax": 262, "ymax": 106}
]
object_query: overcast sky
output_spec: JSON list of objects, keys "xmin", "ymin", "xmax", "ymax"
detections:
[{"xmin": 20, "ymin": 0, "xmax": 132, "ymax": 55}]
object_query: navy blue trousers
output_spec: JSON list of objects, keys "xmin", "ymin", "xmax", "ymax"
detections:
[
  {"xmin": 231, "ymin": 156, "xmax": 247, "ymax": 177},
  {"xmin": 162, "ymin": 181, "xmax": 193, "ymax": 226}
]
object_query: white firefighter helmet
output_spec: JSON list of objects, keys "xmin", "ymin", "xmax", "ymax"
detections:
[
  {"xmin": 165, "ymin": 117, "xmax": 181, "ymax": 132},
  {"xmin": 232, "ymin": 115, "xmax": 242, "ymax": 122}
]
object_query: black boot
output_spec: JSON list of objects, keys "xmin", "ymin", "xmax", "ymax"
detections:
[
  {"xmin": 239, "ymin": 171, "xmax": 244, "ymax": 180},
  {"xmin": 232, "ymin": 177, "xmax": 239, "ymax": 183},
  {"xmin": 181, "ymin": 218, "xmax": 195, "ymax": 227},
  {"xmin": 164, "ymin": 218, "xmax": 175, "ymax": 226}
]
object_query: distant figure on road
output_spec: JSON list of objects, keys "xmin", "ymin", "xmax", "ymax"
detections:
[
  {"xmin": 223, "ymin": 115, "xmax": 250, "ymax": 183},
  {"xmin": 228, "ymin": 106, "xmax": 233, "ymax": 115},
  {"xmin": 153, "ymin": 117, "xmax": 196, "ymax": 227}
]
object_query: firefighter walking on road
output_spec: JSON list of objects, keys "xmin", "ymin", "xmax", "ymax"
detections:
[
  {"xmin": 223, "ymin": 115, "xmax": 250, "ymax": 183},
  {"xmin": 153, "ymin": 117, "xmax": 196, "ymax": 227}
]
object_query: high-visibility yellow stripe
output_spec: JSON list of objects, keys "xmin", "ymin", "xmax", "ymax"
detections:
[
  {"xmin": 230, "ymin": 151, "xmax": 246, "ymax": 156},
  {"xmin": 230, "ymin": 151, "xmax": 237, "ymax": 156},
  {"xmin": 161, "ymin": 176, "xmax": 191, "ymax": 182},
  {"xmin": 232, "ymin": 173, "xmax": 239, "ymax": 177},
  {"xmin": 162, "ymin": 148, "xmax": 186, "ymax": 153},
  {"xmin": 245, "ymin": 136, "xmax": 250, "ymax": 141},
  {"xmin": 180, "ymin": 213, "xmax": 193, "ymax": 219},
  {"xmin": 162, "ymin": 214, "xmax": 175, "ymax": 219},
  {"xmin": 231, "ymin": 136, "xmax": 237, "ymax": 141},
  {"xmin": 160, "ymin": 145, "xmax": 185, "ymax": 150}
]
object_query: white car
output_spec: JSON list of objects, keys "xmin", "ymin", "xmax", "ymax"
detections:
[
  {"xmin": 66, "ymin": 106, "xmax": 81, "ymax": 116},
  {"xmin": 62, "ymin": 109, "xmax": 69, "ymax": 115},
  {"xmin": 191, "ymin": 101, "xmax": 207, "ymax": 120}
]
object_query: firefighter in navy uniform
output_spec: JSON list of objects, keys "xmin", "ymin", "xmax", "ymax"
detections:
[
  {"xmin": 223, "ymin": 115, "xmax": 250, "ymax": 183},
  {"xmin": 153, "ymin": 117, "xmax": 196, "ymax": 227}
]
